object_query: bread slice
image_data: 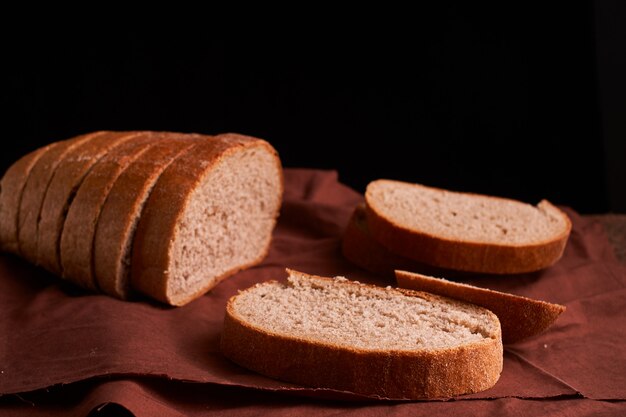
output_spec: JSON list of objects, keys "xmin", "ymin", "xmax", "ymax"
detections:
[
  {"xmin": 365, "ymin": 180, "xmax": 572, "ymax": 274},
  {"xmin": 221, "ymin": 270, "xmax": 503, "ymax": 399},
  {"xmin": 342, "ymin": 203, "xmax": 433, "ymax": 277},
  {"xmin": 395, "ymin": 270, "xmax": 566, "ymax": 344},
  {"xmin": 93, "ymin": 134, "xmax": 199, "ymax": 299},
  {"xmin": 17, "ymin": 132, "xmax": 109, "ymax": 260},
  {"xmin": 131, "ymin": 133, "xmax": 283, "ymax": 306},
  {"xmin": 0, "ymin": 144, "xmax": 53, "ymax": 253},
  {"xmin": 59, "ymin": 133, "xmax": 158, "ymax": 290},
  {"xmin": 36, "ymin": 131, "xmax": 142, "ymax": 275}
]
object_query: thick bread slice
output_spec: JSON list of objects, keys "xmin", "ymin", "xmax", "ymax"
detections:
[
  {"xmin": 366, "ymin": 180, "xmax": 572, "ymax": 274},
  {"xmin": 94, "ymin": 134, "xmax": 199, "ymax": 299},
  {"xmin": 18, "ymin": 132, "xmax": 109, "ymax": 260},
  {"xmin": 36, "ymin": 131, "xmax": 142, "ymax": 275},
  {"xmin": 131, "ymin": 133, "xmax": 283, "ymax": 306},
  {"xmin": 221, "ymin": 270, "xmax": 503, "ymax": 399},
  {"xmin": 342, "ymin": 203, "xmax": 430, "ymax": 277},
  {"xmin": 60, "ymin": 133, "xmax": 157, "ymax": 290},
  {"xmin": 0, "ymin": 144, "xmax": 53, "ymax": 253},
  {"xmin": 395, "ymin": 270, "xmax": 566, "ymax": 344}
]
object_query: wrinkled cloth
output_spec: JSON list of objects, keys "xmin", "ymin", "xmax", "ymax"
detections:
[{"xmin": 1, "ymin": 169, "xmax": 625, "ymax": 416}]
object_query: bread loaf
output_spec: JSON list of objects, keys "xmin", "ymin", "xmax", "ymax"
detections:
[
  {"xmin": 396, "ymin": 270, "xmax": 566, "ymax": 344},
  {"xmin": 365, "ymin": 180, "xmax": 571, "ymax": 274},
  {"xmin": 1, "ymin": 131, "xmax": 283, "ymax": 306},
  {"xmin": 221, "ymin": 270, "xmax": 503, "ymax": 399}
]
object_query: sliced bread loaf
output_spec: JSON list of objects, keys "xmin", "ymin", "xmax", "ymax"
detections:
[
  {"xmin": 0, "ymin": 144, "xmax": 53, "ymax": 253},
  {"xmin": 131, "ymin": 133, "xmax": 283, "ymax": 306},
  {"xmin": 365, "ymin": 180, "xmax": 572, "ymax": 274},
  {"xmin": 59, "ymin": 133, "xmax": 157, "ymax": 290},
  {"xmin": 93, "ymin": 134, "xmax": 199, "ymax": 299},
  {"xmin": 221, "ymin": 270, "xmax": 503, "ymax": 399},
  {"xmin": 395, "ymin": 270, "xmax": 566, "ymax": 344},
  {"xmin": 17, "ymin": 132, "xmax": 109, "ymax": 260},
  {"xmin": 36, "ymin": 131, "xmax": 142, "ymax": 274}
]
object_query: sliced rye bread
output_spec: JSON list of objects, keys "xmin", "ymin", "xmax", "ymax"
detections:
[
  {"xmin": 395, "ymin": 270, "xmax": 566, "ymax": 344},
  {"xmin": 365, "ymin": 180, "xmax": 572, "ymax": 274},
  {"xmin": 36, "ymin": 131, "xmax": 143, "ymax": 275},
  {"xmin": 93, "ymin": 134, "xmax": 199, "ymax": 299},
  {"xmin": 17, "ymin": 132, "xmax": 109, "ymax": 260},
  {"xmin": 131, "ymin": 133, "xmax": 283, "ymax": 306},
  {"xmin": 59, "ymin": 133, "xmax": 159, "ymax": 290},
  {"xmin": 221, "ymin": 270, "xmax": 503, "ymax": 399},
  {"xmin": 0, "ymin": 144, "xmax": 54, "ymax": 253}
]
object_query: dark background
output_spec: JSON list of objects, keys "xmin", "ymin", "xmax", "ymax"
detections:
[{"xmin": 2, "ymin": 3, "xmax": 624, "ymax": 213}]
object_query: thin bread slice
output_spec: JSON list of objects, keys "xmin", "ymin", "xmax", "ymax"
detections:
[
  {"xmin": 17, "ymin": 132, "xmax": 109, "ymax": 260},
  {"xmin": 395, "ymin": 270, "xmax": 566, "ymax": 344},
  {"xmin": 221, "ymin": 269, "xmax": 503, "ymax": 399},
  {"xmin": 60, "ymin": 133, "xmax": 157, "ymax": 290},
  {"xmin": 0, "ymin": 144, "xmax": 53, "ymax": 253},
  {"xmin": 36, "ymin": 131, "xmax": 142, "ymax": 275},
  {"xmin": 93, "ymin": 134, "xmax": 199, "ymax": 299},
  {"xmin": 131, "ymin": 133, "xmax": 283, "ymax": 306},
  {"xmin": 365, "ymin": 180, "xmax": 572, "ymax": 274},
  {"xmin": 342, "ymin": 203, "xmax": 434, "ymax": 278}
]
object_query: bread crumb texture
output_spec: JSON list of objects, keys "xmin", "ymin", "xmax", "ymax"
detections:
[{"xmin": 233, "ymin": 272, "xmax": 499, "ymax": 351}]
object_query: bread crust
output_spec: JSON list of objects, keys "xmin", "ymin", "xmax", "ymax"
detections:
[
  {"xmin": 365, "ymin": 180, "xmax": 572, "ymax": 274},
  {"xmin": 36, "ymin": 132, "xmax": 142, "ymax": 275},
  {"xmin": 94, "ymin": 134, "xmax": 198, "ymax": 299},
  {"xmin": 17, "ymin": 132, "xmax": 109, "ymax": 261},
  {"xmin": 0, "ymin": 145, "xmax": 52, "ymax": 253},
  {"xmin": 60, "ymin": 133, "xmax": 157, "ymax": 290},
  {"xmin": 131, "ymin": 133, "xmax": 283, "ymax": 306},
  {"xmin": 396, "ymin": 270, "xmax": 565, "ymax": 344},
  {"xmin": 221, "ymin": 271, "xmax": 503, "ymax": 399}
]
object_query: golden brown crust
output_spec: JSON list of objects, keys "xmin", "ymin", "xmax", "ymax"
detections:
[
  {"xmin": 36, "ymin": 132, "xmax": 142, "ymax": 275},
  {"xmin": 365, "ymin": 181, "xmax": 572, "ymax": 274},
  {"xmin": 395, "ymin": 270, "xmax": 566, "ymax": 344},
  {"xmin": 60, "ymin": 133, "xmax": 157, "ymax": 290},
  {"xmin": 94, "ymin": 134, "xmax": 198, "ymax": 299},
  {"xmin": 221, "ymin": 271, "xmax": 503, "ymax": 399},
  {"xmin": 0, "ymin": 145, "xmax": 53, "ymax": 253},
  {"xmin": 17, "ymin": 132, "xmax": 109, "ymax": 262},
  {"xmin": 131, "ymin": 133, "xmax": 283, "ymax": 306}
]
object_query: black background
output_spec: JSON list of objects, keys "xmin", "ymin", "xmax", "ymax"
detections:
[{"xmin": 3, "ymin": 4, "xmax": 623, "ymax": 213}]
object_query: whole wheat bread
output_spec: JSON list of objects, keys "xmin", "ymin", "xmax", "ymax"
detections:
[
  {"xmin": 395, "ymin": 270, "xmax": 566, "ymax": 344},
  {"xmin": 2, "ymin": 131, "xmax": 283, "ymax": 306},
  {"xmin": 93, "ymin": 134, "xmax": 199, "ymax": 299},
  {"xmin": 221, "ymin": 270, "xmax": 503, "ymax": 399},
  {"xmin": 365, "ymin": 180, "xmax": 572, "ymax": 274}
]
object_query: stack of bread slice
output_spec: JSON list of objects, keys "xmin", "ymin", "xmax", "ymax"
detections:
[
  {"xmin": 0, "ymin": 131, "xmax": 283, "ymax": 306},
  {"xmin": 343, "ymin": 179, "xmax": 572, "ymax": 276}
]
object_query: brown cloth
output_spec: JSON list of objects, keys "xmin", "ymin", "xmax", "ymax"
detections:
[{"xmin": 1, "ymin": 169, "xmax": 625, "ymax": 416}]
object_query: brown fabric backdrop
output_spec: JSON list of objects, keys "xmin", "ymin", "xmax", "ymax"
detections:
[{"xmin": 1, "ymin": 169, "xmax": 625, "ymax": 416}]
